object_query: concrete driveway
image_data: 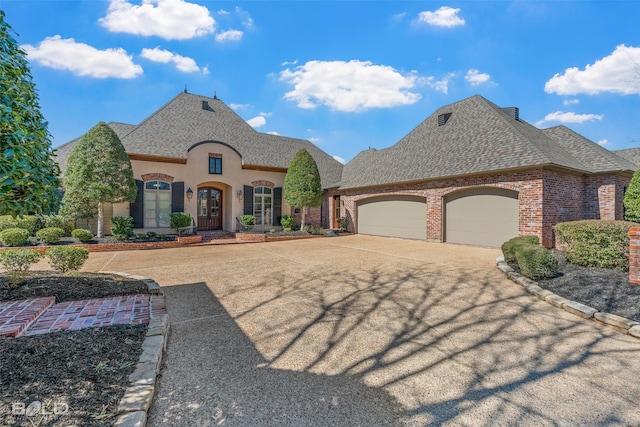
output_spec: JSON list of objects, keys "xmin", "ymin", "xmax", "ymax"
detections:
[{"xmin": 79, "ymin": 235, "xmax": 640, "ymax": 426}]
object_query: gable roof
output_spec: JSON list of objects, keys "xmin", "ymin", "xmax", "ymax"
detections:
[
  {"xmin": 339, "ymin": 95, "xmax": 633, "ymax": 189},
  {"xmin": 55, "ymin": 92, "xmax": 343, "ymax": 188},
  {"xmin": 613, "ymin": 148, "xmax": 640, "ymax": 168}
]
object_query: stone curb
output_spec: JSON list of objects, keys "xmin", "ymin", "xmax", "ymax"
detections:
[
  {"xmin": 496, "ymin": 257, "xmax": 640, "ymax": 339},
  {"xmin": 106, "ymin": 273, "xmax": 169, "ymax": 427}
]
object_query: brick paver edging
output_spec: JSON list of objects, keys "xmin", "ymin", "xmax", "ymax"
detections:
[
  {"xmin": 496, "ymin": 257, "xmax": 640, "ymax": 339},
  {"xmin": 101, "ymin": 272, "xmax": 169, "ymax": 427}
]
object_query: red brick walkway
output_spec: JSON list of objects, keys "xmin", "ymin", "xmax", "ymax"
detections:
[{"xmin": 0, "ymin": 294, "xmax": 161, "ymax": 338}]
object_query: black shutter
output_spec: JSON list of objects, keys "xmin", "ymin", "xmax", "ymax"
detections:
[
  {"xmin": 243, "ymin": 185, "xmax": 253, "ymax": 215},
  {"xmin": 171, "ymin": 182, "xmax": 184, "ymax": 213},
  {"xmin": 273, "ymin": 187, "xmax": 282, "ymax": 226},
  {"xmin": 130, "ymin": 180, "xmax": 144, "ymax": 228}
]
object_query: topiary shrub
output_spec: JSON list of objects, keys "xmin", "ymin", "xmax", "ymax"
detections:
[
  {"xmin": 280, "ymin": 215, "xmax": 295, "ymax": 231},
  {"xmin": 169, "ymin": 212, "xmax": 192, "ymax": 235},
  {"xmin": 111, "ymin": 216, "xmax": 134, "ymax": 240},
  {"xmin": 515, "ymin": 244, "xmax": 558, "ymax": 280},
  {"xmin": 14, "ymin": 215, "xmax": 37, "ymax": 235},
  {"xmin": 42, "ymin": 215, "xmax": 75, "ymax": 236},
  {"xmin": 0, "ymin": 249, "xmax": 43, "ymax": 288},
  {"xmin": 240, "ymin": 215, "xmax": 255, "ymax": 231},
  {"xmin": 0, "ymin": 227, "xmax": 30, "ymax": 247},
  {"xmin": 554, "ymin": 220, "xmax": 634, "ymax": 271},
  {"xmin": 71, "ymin": 228, "xmax": 94, "ymax": 243},
  {"xmin": 46, "ymin": 247, "xmax": 89, "ymax": 273},
  {"xmin": 36, "ymin": 227, "xmax": 65, "ymax": 244},
  {"xmin": 501, "ymin": 235, "xmax": 540, "ymax": 263},
  {"xmin": 0, "ymin": 216, "xmax": 16, "ymax": 232}
]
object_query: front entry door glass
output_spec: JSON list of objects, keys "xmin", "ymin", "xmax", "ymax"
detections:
[{"xmin": 197, "ymin": 188, "xmax": 222, "ymax": 230}]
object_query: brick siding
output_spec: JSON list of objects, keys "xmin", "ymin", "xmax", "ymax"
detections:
[
  {"xmin": 141, "ymin": 173, "xmax": 174, "ymax": 183},
  {"xmin": 629, "ymin": 228, "xmax": 640, "ymax": 285}
]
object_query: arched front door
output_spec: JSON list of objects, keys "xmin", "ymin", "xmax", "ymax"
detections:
[{"xmin": 197, "ymin": 187, "xmax": 222, "ymax": 230}]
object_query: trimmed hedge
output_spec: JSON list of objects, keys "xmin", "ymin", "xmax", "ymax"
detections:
[
  {"xmin": 0, "ymin": 228, "xmax": 30, "ymax": 247},
  {"xmin": 514, "ymin": 244, "xmax": 558, "ymax": 280},
  {"xmin": 554, "ymin": 220, "xmax": 634, "ymax": 271},
  {"xmin": 36, "ymin": 227, "xmax": 65, "ymax": 244},
  {"xmin": 71, "ymin": 228, "xmax": 94, "ymax": 243},
  {"xmin": 46, "ymin": 247, "xmax": 89, "ymax": 273},
  {"xmin": 42, "ymin": 215, "xmax": 75, "ymax": 236},
  {"xmin": 0, "ymin": 249, "xmax": 43, "ymax": 287},
  {"xmin": 0, "ymin": 215, "xmax": 37, "ymax": 235},
  {"xmin": 169, "ymin": 212, "xmax": 192, "ymax": 235},
  {"xmin": 501, "ymin": 235, "xmax": 540, "ymax": 263}
]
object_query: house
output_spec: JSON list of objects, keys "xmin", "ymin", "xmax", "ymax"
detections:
[
  {"xmin": 324, "ymin": 95, "xmax": 635, "ymax": 248},
  {"xmin": 56, "ymin": 92, "xmax": 635, "ymax": 248},
  {"xmin": 55, "ymin": 91, "xmax": 343, "ymax": 234}
]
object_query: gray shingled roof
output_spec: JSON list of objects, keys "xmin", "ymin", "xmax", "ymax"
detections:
[
  {"xmin": 55, "ymin": 93, "xmax": 343, "ymax": 188},
  {"xmin": 339, "ymin": 95, "xmax": 632, "ymax": 189},
  {"xmin": 54, "ymin": 122, "xmax": 136, "ymax": 172},
  {"xmin": 613, "ymin": 147, "xmax": 640, "ymax": 169}
]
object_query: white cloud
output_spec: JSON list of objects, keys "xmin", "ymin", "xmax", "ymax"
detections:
[
  {"xmin": 266, "ymin": 131, "xmax": 280, "ymax": 135},
  {"xmin": 309, "ymin": 137, "xmax": 321, "ymax": 143},
  {"xmin": 332, "ymin": 155, "xmax": 346, "ymax": 164},
  {"xmin": 417, "ymin": 6, "xmax": 465, "ymax": 27},
  {"xmin": 229, "ymin": 103, "xmax": 251, "ymax": 110},
  {"xmin": 563, "ymin": 99, "xmax": 580, "ymax": 105},
  {"xmin": 140, "ymin": 47, "xmax": 201, "ymax": 72},
  {"xmin": 279, "ymin": 60, "xmax": 422, "ymax": 112},
  {"xmin": 215, "ymin": 29, "xmax": 243, "ymax": 42},
  {"xmin": 424, "ymin": 73, "xmax": 455, "ymax": 94},
  {"xmin": 247, "ymin": 116, "xmax": 266, "ymax": 128},
  {"xmin": 545, "ymin": 44, "xmax": 640, "ymax": 95},
  {"xmin": 465, "ymin": 69, "xmax": 491, "ymax": 86},
  {"xmin": 22, "ymin": 35, "xmax": 142, "ymax": 79},
  {"xmin": 535, "ymin": 111, "xmax": 603, "ymax": 126},
  {"xmin": 235, "ymin": 7, "xmax": 255, "ymax": 29},
  {"xmin": 217, "ymin": 9, "xmax": 229, "ymax": 15},
  {"xmin": 99, "ymin": 0, "xmax": 215, "ymax": 40},
  {"xmin": 597, "ymin": 139, "xmax": 609, "ymax": 146},
  {"xmin": 281, "ymin": 60, "xmax": 298, "ymax": 66}
]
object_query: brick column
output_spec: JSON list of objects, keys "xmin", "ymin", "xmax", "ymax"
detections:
[{"xmin": 629, "ymin": 228, "xmax": 640, "ymax": 284}]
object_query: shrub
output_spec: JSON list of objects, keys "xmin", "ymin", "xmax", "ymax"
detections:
[
  {"xmin": 240, "ymin": 215, "xmax": 255, "ymax": 231},
  {"xmin": 554, "ymin": 220, "xmax": 634, "ymax": 271},
  {"xmin": 0, "ymin": 216, "xmax": 16, "ymax": 232},
  {"xmin": 306, "ymin": 225, "xmax": 324, "ymax": 235},
  {"xmin": 515, "ymin": 244, "xmax": 558, "ymax": 280},
  {"xmin": 41, "ymin": 215, "xmax": 75, "ymax": 236},
  {"xmin": 46, "ymin": 247, "xmax": 89, "ymax": 273},
  {"xmin": 0, "ymin": 249, "xmax": 43, "ymax": 288},
  {"xmin": 111, "ymin": 216, "xmax": 134, "ymax": 240},
  {"xmin": 0, "ymin": 215, "xmax": 37, "ymax": 235},
  {"xmin": 280, "ymin": 215, "xmax": 295, "ymax": 231},
  {"xmin": 72, "ymin": 228, "xmax": 94, "ymax": 243},
  {"xmin": 146, "ymin": 231, "xmax": 157, "ymax": 239},
  {"xmin": 337, "ymin": 217, "xmax": 349, "ymax": 231},
  {"xmin": 501, "ymin": 235, "xmax": 540, "ymax": 263},
  {"xmin": 170, "ymin": 212, "xmax": 192, "ymax": 235},
  {"xmin": 36, "ymin": 227, "xmax": 65, "ymax": 244},
  {"xmin": 0, "ymin": 228, "xmax": 30, "ymax": 247}
]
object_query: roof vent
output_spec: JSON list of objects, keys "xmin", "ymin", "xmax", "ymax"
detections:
[
  {"xmin": 202, "ymin": 100, "xmax": 214, "ymax": 112},
  {"xmin": 438, "ymin": 112, "xmax": 452, "ymax": 126},
  {"xmin": 502, "ymin": 107, "xmax": 519, "ymax": 121}
]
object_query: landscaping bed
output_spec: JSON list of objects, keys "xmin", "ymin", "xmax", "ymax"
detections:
[
  {"xmin": 0, "ymin": 273, "xmax": 148, "ymax": 426},
  {"xmin": 510, "ymin": 251, "xmax": 640, "ymax": 322}
]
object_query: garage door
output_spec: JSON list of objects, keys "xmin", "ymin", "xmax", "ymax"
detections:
[
  {"xmin": 444, "ymin": 188, "xmax": 518, "ymax": 247},
  {"xmin": 357, "ymin": 195, "xmax": 426, "ymax": 240}
]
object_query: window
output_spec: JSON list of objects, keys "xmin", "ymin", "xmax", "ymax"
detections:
[
  {"xmin": 144, "ymin": 180, "xmax": 171, "ymax": 228},
  {"xmin": 209, "ymin": 153, "xmax": 222, "ymax": 174},
  {"xmin": 254, "ymin": 186, "xmax": 272, "ymax": 227}
]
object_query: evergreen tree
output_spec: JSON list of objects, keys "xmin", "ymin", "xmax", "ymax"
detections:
[
  {"xmin": 0, "ymin": 11, "xmax": 60, "ymax": 216},
  {"xmin": 61, "ymin": 122, "xmax": 137, "ymax": 237},
  {"xmin": 283, "ymin": 148, "xmax": 322, "ymax": 231},
  {"xmin": 624, "ymin": 168, "xmax": 640, "ymax": 222}
]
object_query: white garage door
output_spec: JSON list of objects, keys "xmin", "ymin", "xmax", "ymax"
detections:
[
  {"xmin": 445, "ymin": 188, "xmax": 519, "ymax": 247},
  {"xmin": 357, "ymin": 195, "xmax": 426, "ymax": 240}
]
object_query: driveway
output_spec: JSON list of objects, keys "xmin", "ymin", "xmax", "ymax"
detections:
[{"xmin": 80, "ymin": 235, "xmax": 640, "ymax": 426}]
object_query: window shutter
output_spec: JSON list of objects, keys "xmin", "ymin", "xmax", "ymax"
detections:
[
  {"xmin": 273, "ymin": 187, "xmax": 282, "ymax": 226},
  {"xmin": 130, "ymin": 179, "xmax": 144, "ymax": 228},
  {"xmin": 243, "ymin": 185, "xmax": 253, "ymax": 215},
  {"xmin": 171, "ymin": 182, "xmax": 184, "ymax": 213}
]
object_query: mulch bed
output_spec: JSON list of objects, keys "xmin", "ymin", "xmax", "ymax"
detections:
[
  {"xmin": 511, "ymin": 251, "xmax": 640, "ymax": 323},
  {"xmin": 0, "ymin": 273, "xmax": 148, "ymax": 426}
]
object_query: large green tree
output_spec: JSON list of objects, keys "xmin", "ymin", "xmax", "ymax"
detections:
[
  {"xmin": 283, "ymin": 148, "xmax": 322, "ymax": 231},
  {"xmin": 624, "ymin": 168, "xmax": 640, "ymax": 222},
  {"xmin": 61, "ymin": 122, "xmax": 137, "ymax": 237},
  {"xmin": 0, "ymin": 11, "xmax": 60, "ymax": 216}
]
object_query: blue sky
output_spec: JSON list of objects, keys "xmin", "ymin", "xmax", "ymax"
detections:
[{"xmin": 3, "ymin": 1, "xmax": 640, "ymax": 164}]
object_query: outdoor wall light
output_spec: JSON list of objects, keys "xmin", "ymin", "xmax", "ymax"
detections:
[
  {"xmin": 236, "ymin": 189, "xmax": 244, "ymax": 201},
  {"xmin": 186, "ymin": 187, "xmax": 193, "ymax": 200}
]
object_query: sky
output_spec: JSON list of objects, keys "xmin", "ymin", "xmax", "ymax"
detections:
[{"xmin": 3, "ymin": 1, "xmax": 640, "ymax": 164}]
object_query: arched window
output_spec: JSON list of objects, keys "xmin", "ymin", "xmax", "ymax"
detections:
[
  {"xmin": 254, "ymin": 186, "xmax": 272, "ymax": 227},
  {"xmin": 144, "ymin": 180, "xmax": 171, "ymax": 227}
]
